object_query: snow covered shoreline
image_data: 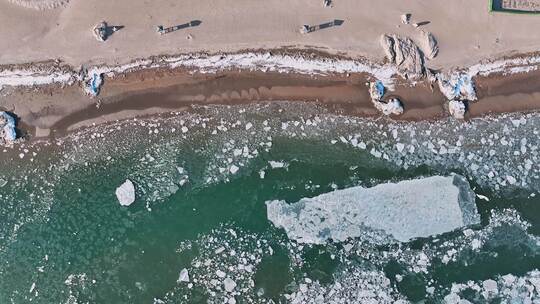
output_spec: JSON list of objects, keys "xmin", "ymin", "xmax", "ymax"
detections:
[{"xmin": 1, "ymin": 51, "xmax": 539, "ymax": 94}]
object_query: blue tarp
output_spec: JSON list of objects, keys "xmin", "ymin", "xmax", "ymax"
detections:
[{"xmin": 375, "ymin": 80, "xmax": 385, "ymax": 97}]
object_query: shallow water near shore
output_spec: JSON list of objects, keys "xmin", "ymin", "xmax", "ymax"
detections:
[{"xmin": 0, "ymin": 102, "xmax": 539, "ymax": 303}]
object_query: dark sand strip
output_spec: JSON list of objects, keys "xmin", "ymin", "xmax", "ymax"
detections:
[{"xmin": 0, "ymin": 68, "xmax": 539, "ymax": 140}]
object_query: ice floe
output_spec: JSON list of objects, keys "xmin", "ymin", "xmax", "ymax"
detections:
[
  {"xmin": 266, "ymin": 175, "xmax": 480, "ymax": 244},
  {"xmin": 443, "ymin": 270, "xmax": 540, "ymax": 303},
  {"xmin": 115, "ymin": 179, "xmax": 136, "ymax": 206}
]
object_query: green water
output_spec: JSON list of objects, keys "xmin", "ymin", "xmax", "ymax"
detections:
[{"xmin": 0, "ymin": 103, "xmax": 538, "ymax": 303}]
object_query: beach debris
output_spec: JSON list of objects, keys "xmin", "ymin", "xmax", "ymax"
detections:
[
  {"xmin": 115, "ymin": 179, "xmax": 136, "ymax": 206},
  {"xmin": 266, "ymin": 174, "xmax": 480, "ymax": 245},
  {"xmin": 419, "ymin": 30, "xmax": 439, "ymax": 60},
  {"xmin": 323, "ymin": 0, "xmax": 331, "ymax": 7},
  {"xmin": 92, "ymin": 21, "xmax": 121, "ymax": 42},
  {"xmin": 0, "ymin": 112, "xmax": 17, "ymax": 144},
  {"xmin": 177, "ymin": 268, "xmax": 190, "ymax": 283},
  {"xmin": 448, "ymin": 100, "xmax": 467, "ymax": 119},
  {"xmin": 380, "ymin": 34, "xmax": 425, "ymax": 80},
  {"xmin": 368, "ymin": 81, "xmax": 404, "ymax": 115},
  {"xmin": 401, "ymin": 13, "xmax": 411, "ymax": 25},
  {"xmin": 83, "ymin": 72, "xmax": 103, "ymax": 97}
]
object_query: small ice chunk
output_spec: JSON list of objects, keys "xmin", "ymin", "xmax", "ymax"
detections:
[
  {"xmin": 224, "ymin": 278, "xmax": 237, "ymax": 292},
  {"xmin": 476, "ymin": 194, "xmax": 490, "ymax": 201},
  {"xmin": 229, "ymin": 165, "xmax": 239, "ymax": 174},
  {"xmin": 216, "ymin": 270, "xmax": 226, "ymax": 278},
  {"xmin": 115, "ymin": 179, "xmax": 136, "ymax": 206},
  {"xmin": 448, "ymin": 100, "xmax": 466, "ymax": 119},
  {"xmin": 373, "ymin": 98, "xmax": 404, "ymax": 116},
  {"xmin": 266, "ymin": 175, "xmax": 480, "ymax": 244},
  {"xmin": 401, "ymin": 13, "xmax": 411, "ymax": 25},
  {"xmin": 268, "ymin": 161, "xmax": 287, "ymax": 169},
  {"xmin": 482, "ymin": 279, "xmax": 498, "ymax": 293},
  {"xmin": 177, "ymin": 268, "xmax": 189, "ymax": 283}
]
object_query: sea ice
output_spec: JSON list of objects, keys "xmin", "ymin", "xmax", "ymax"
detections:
[
  {"xmin": 266, "ymin": 175, "xmax": 480, "ymax": 244},
  {"xmin": 223, "ymin": 278, "xmax": 237, "ymax": 292},
  {"xmin": 115, "ymin": 179, "xmax": 136, "ymax": 206},
  {"xmin": 177, "ymin": 268, "xmax": 189, "ymax": 283}
]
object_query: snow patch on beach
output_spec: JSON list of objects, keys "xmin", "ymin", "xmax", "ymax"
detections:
[
  {"xmin": 467, "ymin": 54, "xmax": 540, "ymax": 77},
  {"xmin": 0, "ymin": 68, "xmax": 74, "ymax": 88},
  {"xmin": 266, "ymin": 175, "xmax": 480, "ymax": 245}
]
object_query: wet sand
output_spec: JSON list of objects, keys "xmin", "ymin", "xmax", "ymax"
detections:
[{"xmin": 1, "ymin": 65, "xmax": 539, "ymax": 141}]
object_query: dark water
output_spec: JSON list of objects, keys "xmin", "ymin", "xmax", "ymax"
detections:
[{"xmin": 0, "ymin": 103, "xmax": 538, "ymax": 303}]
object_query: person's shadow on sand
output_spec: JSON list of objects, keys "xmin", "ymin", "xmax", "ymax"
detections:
[{"xmin": 157, "ymin": 20, "xmax": 202, "ymax": 34}]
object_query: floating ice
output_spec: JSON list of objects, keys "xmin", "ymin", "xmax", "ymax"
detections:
[
  {"xmin": 115, "ymin": 179, "xmax": 136, "ymax": 206},
  {"xmin": 177, "ymin": 268, "xmax": 189, "ymax": 283},
  {"xmin": 223, "ymin": 278, "xmax": 236, "ymax": 292},
  {"xmin": 266, "ymin": 175, "xmax": 480, "ymax": 244}
]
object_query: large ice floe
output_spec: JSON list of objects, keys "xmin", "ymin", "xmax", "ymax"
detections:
[{"xmin": 266, "ymin": 175, "xmax": 480, "ymax": 245}]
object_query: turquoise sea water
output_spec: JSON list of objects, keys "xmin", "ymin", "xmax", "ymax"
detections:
[{"xmin": 0, "ymin": 102, "xmax": 539, "ymax": 303}]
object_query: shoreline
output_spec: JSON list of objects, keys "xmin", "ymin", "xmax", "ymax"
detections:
[{"xmin": 0, "ymin": 49, "xmax": 540, "ymax": 142}]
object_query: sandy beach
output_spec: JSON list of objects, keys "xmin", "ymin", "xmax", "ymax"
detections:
[
  {"xmin": 2, "ymin": 0, "xmax": 540, "ymax": 69},
  {"xmin": 0, "ymin": 0, "xmax": 539, "ymax": 140}
]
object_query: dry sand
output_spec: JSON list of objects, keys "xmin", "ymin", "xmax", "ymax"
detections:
[{"xmin": 1, "ymin": 0, "xmax": 540, "ymax": 69}]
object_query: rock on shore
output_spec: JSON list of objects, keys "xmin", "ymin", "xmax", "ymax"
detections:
[{"xmin": 380, "ymin": 34, "xmax": 425, "ymax": 80}]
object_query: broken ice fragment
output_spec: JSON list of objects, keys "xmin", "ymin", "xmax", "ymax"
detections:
[
  {"xmin": 266, "ymin": 175, "xmax": 480, "ymax": 244},
  {"xmin": 224, "ymin": 278, "xmax": 237, "ymax": 292},
  {"xmin": 229, "ymin": 165, "xmax": 239, "ymax": 174},
  {"xmin": 177, "ymin": 268, "xmax": 189, "ymax": 283},
  {"xmin": 448, "ymin": 100, "xmax": 466, "ymax": 119},
  {"xmin": 115, "ymin": 179, "xmax": 136, "ymax": 206}
]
